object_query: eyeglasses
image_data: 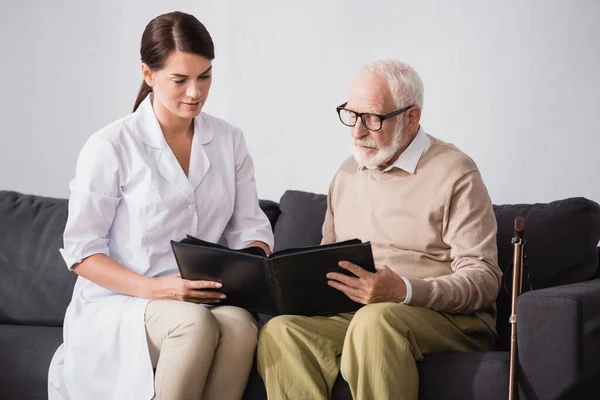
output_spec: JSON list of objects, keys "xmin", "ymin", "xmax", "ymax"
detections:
[{"xmin": 336, "ymin": 102, "xmax": 413, "ymax": 131}]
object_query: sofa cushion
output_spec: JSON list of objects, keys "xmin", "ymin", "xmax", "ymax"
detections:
[
  {"xmin": 418, "ymin": 351, "xmax": 510, "ymax": 400},
  {"xmin": 0, "ymin": 191, "xmax": 76, "ymax": 326},
  {"xmin": 0, "ymin": 325, "xmax": 63, "ymax": 399},
  {"xmin": 273, "ymin": 190, "xmax": 327, "ymax": 252}
]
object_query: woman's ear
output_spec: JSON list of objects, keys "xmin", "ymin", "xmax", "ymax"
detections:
[{"xmin": 141, "ymin": 63, "xmax": 154, "ymax": 87}]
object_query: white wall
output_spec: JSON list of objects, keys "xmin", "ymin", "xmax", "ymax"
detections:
[{"xmin": 1, "ymin": 0, "xmax": 599, "ymax": 205}]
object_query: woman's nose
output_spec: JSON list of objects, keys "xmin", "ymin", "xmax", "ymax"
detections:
[{"xmin": 187, "ymin": 84, "xmax": 201, "ymax": 99}]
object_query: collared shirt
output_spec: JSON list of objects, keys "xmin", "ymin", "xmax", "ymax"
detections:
[
  {"xmin": 358, "ymin": 126, "xmax": 431, "ymax": 174},
  {"xmin": 358, "ymin": 126, "xmax": 431, "ymax": 304}
]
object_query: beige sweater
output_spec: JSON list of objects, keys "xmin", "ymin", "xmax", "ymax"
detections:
[{"xmin": 322, "ymin": 136, "xmax": 502, "ymax": 332}]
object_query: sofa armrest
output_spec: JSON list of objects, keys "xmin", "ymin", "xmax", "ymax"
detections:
[{"xmin": 516, "ymin": 278, "xmax": 600, "ymax": 400}]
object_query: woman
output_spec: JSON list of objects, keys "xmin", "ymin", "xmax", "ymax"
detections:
[{"xmin": 48, "ymin": 11, "xmax": 273, "ymax": 400}]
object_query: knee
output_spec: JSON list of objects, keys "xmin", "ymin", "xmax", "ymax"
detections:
[
  {"xmin": 257, "ymin": 315, "xmax": 306, "ymax": 373},
  {"xmin": 342, "ymin": 304, "xmax": 413, "ymax": 378},
  {"xmin": 259, "ymin": 315, "xmax": 298, "ymax": 340},
  {"xmin": 174, "ymin": 303, "xmax": 220, "ymax": 347},
  {"xmin": 230, "ymin": 307, "xmax": 258, "ymax": 336},
  {"xmin": 233, "ymin": 310, "xmax": 258, "ymax": 343},
  {"xmin": 348, "ymin": 303, "xmax": 407, "ymax": 337},
  {"xmin": 257, "ymin": 315, "xmax": 303, "ymax": 352},
  {"xmin": 346, "ymin": 303, "xmax": 410, "ymax": 341},
  {"xmin": 234, "ymin": 319, "xmax": 259, "ymax": 352},
  {"xmin": 343, "ymin": 303, "xmax": 413, "ymax": 360},
  {"xmin": 215, "ymin": 307, "xmax": 258, "ymax": 349}
]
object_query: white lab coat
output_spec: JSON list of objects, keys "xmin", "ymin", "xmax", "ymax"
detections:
[{"xmin": 48, "ymin": 94, "xmax": 274, "ymax": 400}]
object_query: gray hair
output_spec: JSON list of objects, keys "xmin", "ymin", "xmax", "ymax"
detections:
[{"xmin": 359, "ymin": 59, "xmax": 424, "ymax": 109}]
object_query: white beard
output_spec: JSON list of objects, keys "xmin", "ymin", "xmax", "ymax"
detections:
[{"xmin": 352, "ymin": 126, "xmax": 404, "ymax": 169}]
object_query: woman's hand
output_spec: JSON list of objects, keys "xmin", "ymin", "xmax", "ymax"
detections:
[{"xmin": 150, "ymin": 273, "xmax": 226, "ymax": 304}]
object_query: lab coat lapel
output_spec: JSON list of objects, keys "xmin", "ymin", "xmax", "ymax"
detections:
[
  {"xmin": 135, "ymin": 95, "xmax": 194, "ymax": 200},
  {"xmin": 188, "ymin": 114, "xmax": 213, "ymax": 192}
]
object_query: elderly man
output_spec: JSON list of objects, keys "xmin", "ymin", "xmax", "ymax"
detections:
[{"xmin": 256, "ymin": 60, "xmax": 502, "ymax": 400}]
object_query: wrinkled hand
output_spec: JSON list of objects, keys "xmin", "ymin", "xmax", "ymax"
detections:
[
  {"xmin": 151, "ymin": 273, "xmax": 226, "ymax": 304},
  {"xmin": 326, "ymin": 262, "xmax": 407, "ymax": 304}
]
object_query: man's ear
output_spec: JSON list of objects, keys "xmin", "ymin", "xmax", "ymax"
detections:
[
  {"xmin": 141, "ymin": 63, "xmax": 154, "ymax": 87},
  {"xmin": 406, "ymin": 106, "xmax": 422, "ymax": 132}
]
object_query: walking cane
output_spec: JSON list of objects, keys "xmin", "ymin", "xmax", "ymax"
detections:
[{"xmin": 508, "ymin": 216, "xmax": 525, "ymax": 400}]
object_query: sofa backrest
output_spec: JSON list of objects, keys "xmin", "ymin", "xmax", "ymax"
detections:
[
  {"xmin": 3, "ymin": 187, "xmax": 600, "ymax": 348},
  {"xmin": 0, "ymin": 191, "xmax": 282, "ymax": 327},
  {"xmin": 272, "ymin": 190, "xmax": 600, "ymax": 351},
  {"xmin": 0, "ymin": 191, "xmax": 76, "ymax": 327}
]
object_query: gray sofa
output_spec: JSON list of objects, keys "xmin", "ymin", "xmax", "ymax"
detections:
[{"xmin": 1, "ymin": 189, "xmax": 600, "ymax": 400}]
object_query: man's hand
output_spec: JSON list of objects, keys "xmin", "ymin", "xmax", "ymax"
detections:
[{"xmin": 326, "ymin": 261, "xmax": 407, "ymax": 304}]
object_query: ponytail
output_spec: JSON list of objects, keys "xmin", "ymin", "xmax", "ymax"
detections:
[{"xmin": 133, "ymin": 81, "xmax": 152, "ymax": 112}]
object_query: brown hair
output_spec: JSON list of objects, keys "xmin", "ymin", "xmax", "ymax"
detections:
[{"xmin": 133, "ymin": 11, "xmax": 215, "ymax": 112}]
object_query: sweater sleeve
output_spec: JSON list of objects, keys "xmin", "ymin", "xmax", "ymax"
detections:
[{"xmin": 405, "ymin": 170, "xmax": 502, "ymax": 313}]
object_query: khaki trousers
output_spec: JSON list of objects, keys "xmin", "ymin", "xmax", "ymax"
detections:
[
  {"xmin": 145, "ymin": 300, "xmax": 258, "ymax": 400},
  {"xmin": 257, "ymin": 303, "xmax": 495, "ymax": 400}
]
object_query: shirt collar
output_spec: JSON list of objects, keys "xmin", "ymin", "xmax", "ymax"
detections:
[
  {"xmin": 135, "ymin": 93, "xmax": 213, "ymax": 149},
  {"xmin": 358, "ymin": 126, "xmax": 430, "ymax": 174}
]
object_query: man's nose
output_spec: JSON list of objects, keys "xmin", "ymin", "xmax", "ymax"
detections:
[{"xmin": 351, "ymin": 119, "xmax": 369, "ymax": 139}]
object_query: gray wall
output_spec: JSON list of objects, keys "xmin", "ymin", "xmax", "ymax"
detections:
[{"xmin": 1, "ymin": 0, "xmax": 599, "ymax": 205}]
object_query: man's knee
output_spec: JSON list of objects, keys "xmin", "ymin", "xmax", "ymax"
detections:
[
  {"xmin": 341, "ymin": 304, "xmax": 413, "ymax": 380},
  {"xmin": 344, "ymin": 304, "xmax": 415, "ymax": 357},
  {"xmin": 258, "ymin": 315, "xmax": 304, "ymax": 348},
  {"xmin": 257, "ymin": 315, "xmax": 309, "ymax": 375},
  {"xmin": 349, "ymin": 303, "xmax": 408, "ymax": 335}
]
